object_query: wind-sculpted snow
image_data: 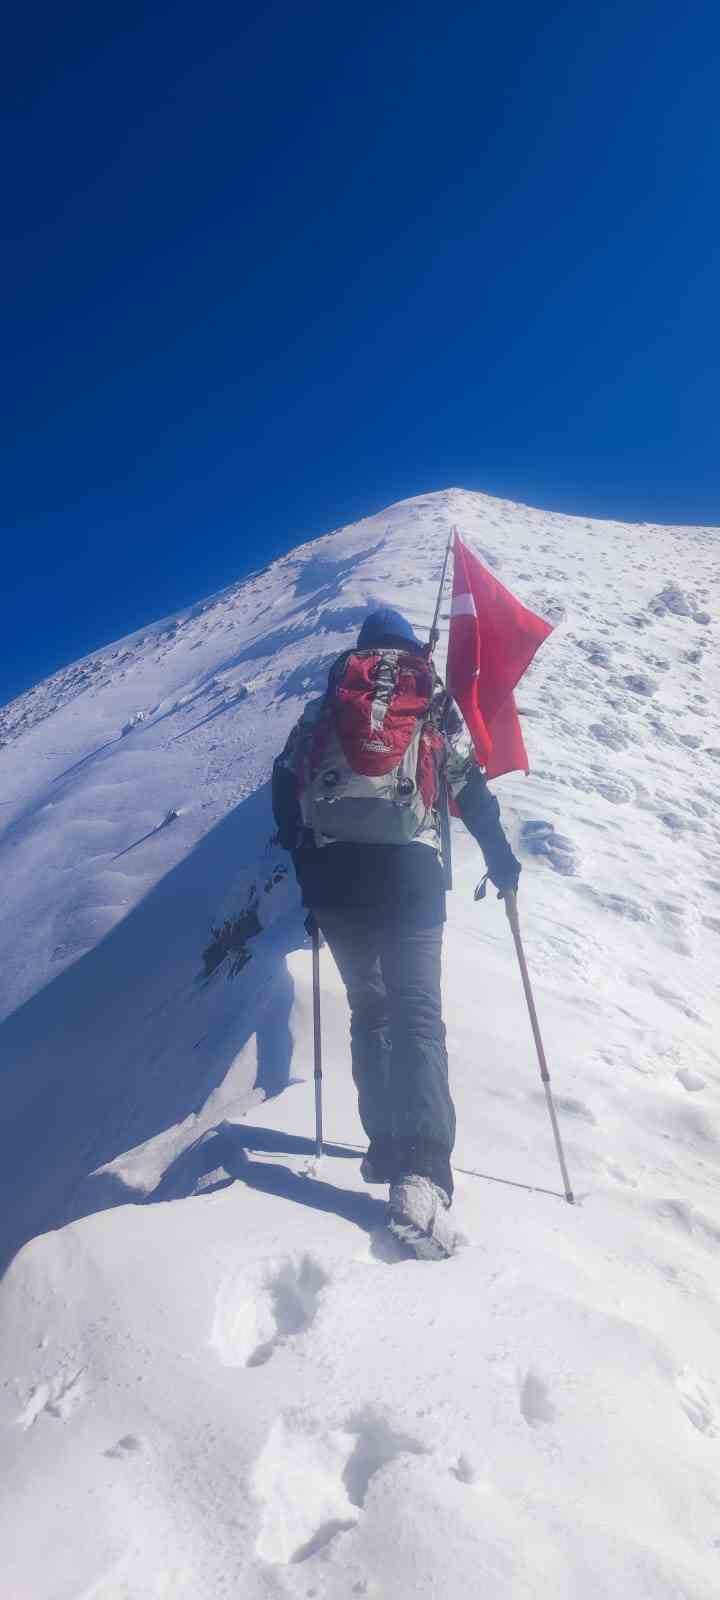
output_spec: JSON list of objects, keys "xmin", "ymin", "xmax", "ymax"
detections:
[{"xmin": 0, "ymin": 488, "xmax": 718, "ymax": 1597}]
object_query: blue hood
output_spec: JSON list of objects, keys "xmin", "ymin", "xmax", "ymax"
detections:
[{"xmin": 357, "ymin": 606, "xmax": 424, "ymax": 651}]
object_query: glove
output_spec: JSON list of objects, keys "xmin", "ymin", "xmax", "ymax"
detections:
[
  {"xmin": 491, "ymin": 852, "xmax": 521, "ymax": 898},
  {"xmin": 475, "ymin": 852, "xmax": 521, "ymax": 902}
]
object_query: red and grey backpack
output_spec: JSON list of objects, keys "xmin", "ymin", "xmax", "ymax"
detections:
[{"xmin": 296, "ymin": 647, "xmax": 446, "ymax": 846}]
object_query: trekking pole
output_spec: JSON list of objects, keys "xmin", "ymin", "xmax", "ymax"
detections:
[
  {"xmin": 504, "ymin": 892, "xmax": 575, "ymax": 1204},
  {"xmin": 309, "ymin": 914, "xmax": 324, "ymax": 1157}
]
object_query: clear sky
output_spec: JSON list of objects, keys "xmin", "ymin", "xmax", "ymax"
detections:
[{"xmin": 3, "ymin": 1, "xmax": 719, "ymax": 704}]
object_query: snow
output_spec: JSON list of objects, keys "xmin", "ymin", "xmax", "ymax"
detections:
[{"xmin": 0, "ymin": 487, "xmax": 719, "ymax": 1597}]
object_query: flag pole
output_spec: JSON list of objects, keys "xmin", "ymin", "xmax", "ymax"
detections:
[
  {"xmin": 429, "ymin": 528, "xmax": 455, "ymax": 652},
  {"xmin": 429, "ymin": 528, "xmax": 455, "ymax": 890}
]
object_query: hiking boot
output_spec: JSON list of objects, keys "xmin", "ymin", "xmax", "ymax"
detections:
[{"xmin": 388, "ymin": 1175, "xmax": 456, "ymax": 1260}]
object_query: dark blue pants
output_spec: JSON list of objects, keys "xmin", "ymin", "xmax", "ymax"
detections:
[{"xmin": 316, "ymin": 910, "xmax": 455, "ymax": 1197}]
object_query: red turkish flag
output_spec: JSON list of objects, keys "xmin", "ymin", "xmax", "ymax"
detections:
[{"xmin": 446, "ymin": 533, "xmax": 553, "ymax": 779}]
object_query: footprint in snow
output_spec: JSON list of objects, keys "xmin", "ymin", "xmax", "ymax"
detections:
[
  {"xmin": 252, "ymin": 1407, "xmax": 428, "ymax": 1564},
  {"xmin": 17, "ymin": 1367, "xmax": 86, "ymax": 1430},
  {"xmin": 580, "ymin": 887, "xmax": 651, "ymax": 925},
  {"xmin": 519, "ymin": 1371, "xmax": 556, "ymax": 1429},
  {"xmin": 210, "ymin": 1254, "xmax": 329, "ymax": 1369},
  {"xmin": 675, "ymin": 1068, "xmax": 706, "ymax": 1093},
  {"xmin": 451, "ymin": 1454, "xmax": 479, "ymax": 1485},
  {"xmin": 658, "ymin": 811, "xmax": 697, "ymax": 837},
  {"xmin": 649, "ymin": 585, "xmax": 692, "ymax": 618},
  {"xmin": 587, "ymin": 771, "xmax": 636, "ymax": 806},
  {"xmin": 575, "ymin": 639, "xmax": 611, "ymax": 668},
  {"xmin": 624, "ymin": 672, "xmax": 658, "ymax": 698},
  {"xmin": 553, "ymin": 1095, "xmax": 596, "ymax": 1125},
  {"xmin": 589, "ymin": 721, "xmax": 630, "ymax": 751},
  {"xmin": 654, "ymin": 1199, "xmax": 720, "ymax": 1251},
  {"xmin": 105, "ymin": 1434, "xmax": 143, "ymax": 1460},
  {"xmin": 520, "ymin": 820, "xmax": 578, "ymax": 877},
  {"xmin": 654, "ymin": 1199, "xmax": 692, "ymax": 1234}
]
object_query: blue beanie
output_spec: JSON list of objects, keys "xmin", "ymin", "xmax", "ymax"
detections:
[{"xmin": 357, "ymin": 606, "xmax": 424, "ymax": 651}]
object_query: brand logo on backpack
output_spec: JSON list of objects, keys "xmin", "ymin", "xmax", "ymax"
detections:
[{"xmin": 299, "ymin": 649, "xmax": 445, "ymax": 847}]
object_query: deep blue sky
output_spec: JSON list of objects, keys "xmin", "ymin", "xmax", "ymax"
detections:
[{"xmin": 3, "ymin": 1, "xmax": 719, "ymax": 703}]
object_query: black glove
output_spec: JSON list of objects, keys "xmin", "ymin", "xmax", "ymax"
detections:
[
  {"xmin": 491, "ymin": 852, "xmax": 521, "ymax": 897},
  {"xmin": 475, "ymin": 851, "xmax": 521, "ymax": 902}
]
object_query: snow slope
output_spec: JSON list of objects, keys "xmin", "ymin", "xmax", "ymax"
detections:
[{"xmin": 0, "ymin": 488, "xmax": 718, "ymax": 1598}]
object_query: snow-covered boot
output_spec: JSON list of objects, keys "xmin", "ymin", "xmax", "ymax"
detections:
[{"xmin": 388, "ymin": 1175, "xmax": 457, "ymax": 1260}]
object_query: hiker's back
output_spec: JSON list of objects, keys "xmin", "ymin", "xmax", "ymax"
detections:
[
  {"xmin": 272, "ymin": 603, "xmax": 520, "ymax": 926},
  {"xmin": 296, "ymin": 646, "xmax": 445, "ymax": 849}
]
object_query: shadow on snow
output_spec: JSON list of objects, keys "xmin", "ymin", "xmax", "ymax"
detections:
[
  {"xmin": 148, "ymin": 1121, "xmax": 386, "ymax": 1238},
  {"xmin": 0, "ymin": 782, "xmax": 308, "ymax": 1278}
]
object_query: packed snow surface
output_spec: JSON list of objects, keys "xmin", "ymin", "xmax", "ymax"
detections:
[{"xmin": 0, "ymin": 488, "xmax": 718, "ymax": 1598}]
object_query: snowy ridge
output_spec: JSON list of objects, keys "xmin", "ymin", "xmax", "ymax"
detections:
[{"xmin": 0, "ymin": 488, "xmax": 718, "ymax": 1597}]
